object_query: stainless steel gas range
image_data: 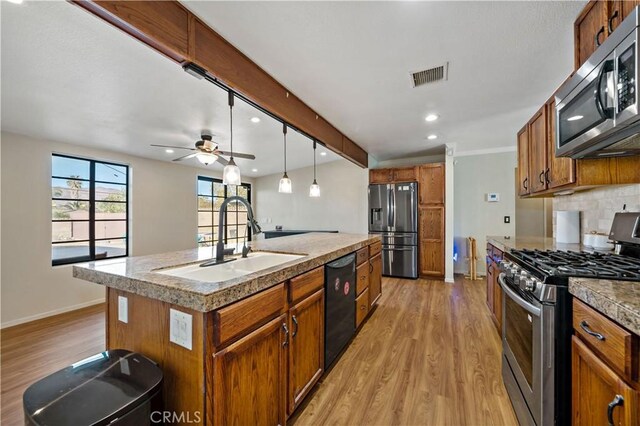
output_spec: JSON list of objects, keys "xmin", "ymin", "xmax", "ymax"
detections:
[{"xmin": 499, "ymin": 212, "xmax": 640, "ymax": 426}]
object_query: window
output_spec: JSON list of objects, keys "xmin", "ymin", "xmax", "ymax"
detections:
[
  {"xmin": 51, "ymin": 154, "xmax": 129, "ymax": 266},
  {"xmin": 197, "ymin": 177, "xmax": 251, "ymax": 248}
]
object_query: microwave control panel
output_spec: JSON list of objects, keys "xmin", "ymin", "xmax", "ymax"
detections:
[{"xmin": 618, "ymin": 44, "xmax": 636, "ymax": 112}]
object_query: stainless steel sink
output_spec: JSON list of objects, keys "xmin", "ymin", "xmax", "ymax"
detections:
[{"xmin": 156, "ymin": 251, "xmax": 304, "ymax": 282}]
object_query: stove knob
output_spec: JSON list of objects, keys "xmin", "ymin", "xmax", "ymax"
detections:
[
  {"xmin": 499, "ymin": 260, "xmax": 511, "ymax": 271},
  {"xmin": 524, "ymin": 278, "xmax": 537, "ymax": 292}
]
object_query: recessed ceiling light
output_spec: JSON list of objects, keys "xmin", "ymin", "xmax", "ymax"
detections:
[
  {"xmin": 251, "ymin": 168, "xmax": 258, "ymax": 172},
  {"xmin": 567, "ymin": 115, "xmax": 584, "ymax": 121},
  {"xmin": 320, "ymin": 152, "xmax": 327, "ymax": 156},
  {"xmin": 165, "ymin": 149, "xmax": 174, "ymax": 154},
  {"xmin": 250, "ymin": 117, "xmax": 261, "ymax": 123},
  {"xmin": 427, "ymin": 134, "xmax": 438, "ymax": 140},
  {"xmin": 425, "ymin": 114, "xmax": 439, "ymax": 122}
]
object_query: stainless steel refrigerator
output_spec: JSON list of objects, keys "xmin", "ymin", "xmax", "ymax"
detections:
[{"xmin": 368, "ymin": 182, "xmax": 418, "ymax": 279}]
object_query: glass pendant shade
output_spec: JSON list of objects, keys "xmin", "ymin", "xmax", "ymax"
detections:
[
  {"xmin": 196, "ymin": 153, "xmax": 217, "ymax": 165},
  {"xmin": 279, "ymin": 173, "xmax": 292, "ymax": 193},
  {"xmin": 309, "ymin": 179, "xmax": 320, "ymax": 197},
  {"xmin": 223, "ymin": 158, "xmax": 241, "ymax": 185}
]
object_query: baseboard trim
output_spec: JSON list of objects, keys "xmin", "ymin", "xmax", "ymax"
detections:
[
  {"xmin": 1, "ymin": 298, "xmax": 105, "ymax": 329},
  {"xmin": 445, "ymin": 276, "xmax": 455, "ymax": 283}
]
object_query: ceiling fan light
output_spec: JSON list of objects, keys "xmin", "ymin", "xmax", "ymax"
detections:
[
  {"xmin": 223, "ymin": 158, "xmax": 241, "ymax": 185},
  {"xmin": 279, "ymin": 173, "xmax": 292, "ymax": 193},
  {"xmin": 196, "ymin": 152, "xmax": 217, "ymax": 165},
  {"xmin": 309, "ymin": 180, "xmax": 320, "ymax": 197}
]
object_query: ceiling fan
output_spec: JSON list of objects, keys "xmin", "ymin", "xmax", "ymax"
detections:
[{"xmin": 151, "ymin": 134, "xmax": 256, "ymax": 166}]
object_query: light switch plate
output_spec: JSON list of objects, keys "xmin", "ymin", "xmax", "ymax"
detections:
[
  {"xmin": 169, "ymin": 309, "xmax": 192, "ymax": 350},
  {"xmin": 118, "ymin": 296, "xmax": 128, "ymax": 323}
]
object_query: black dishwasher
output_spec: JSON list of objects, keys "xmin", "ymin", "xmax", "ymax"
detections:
[{"xmin": 325, "ymin": 253, "xmax": 356, "ymax": 368}]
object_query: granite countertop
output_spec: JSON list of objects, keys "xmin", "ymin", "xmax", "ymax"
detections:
[
  {"xmin": 74, "ymin": 233, "xmax": 380, "ymax": 312},
  {"xmin": 569, "ymin": 278, "xmax": 640, "ymax": 335},
  {"xmin": 487, "ymin": 236, "xmax": 584, "ymax": 253}
]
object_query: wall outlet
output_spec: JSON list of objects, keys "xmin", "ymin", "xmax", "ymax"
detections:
[
  {"xmin": 504, "ymin": 216, "xmax": 511, "ymax": 224},
  {"xmin": 169, "ymin": 309, "xmax": 192, "ymax": 350},
  {"xmin": 118, "ymin": 296, "xmax": 128, "ymax": 323}
]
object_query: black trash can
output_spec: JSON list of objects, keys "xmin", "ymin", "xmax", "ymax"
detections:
[{"xmin": 23, "ymin": 349, "xmax": 163, "ymax": 426}]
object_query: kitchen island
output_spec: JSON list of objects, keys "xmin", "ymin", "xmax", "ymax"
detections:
[{"xmin": 74, "ymin": 232, "xmax": 382, "ymax": 425}]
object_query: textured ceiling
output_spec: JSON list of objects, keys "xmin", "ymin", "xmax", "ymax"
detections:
[
  {"xmin": 185, "ymin": 0, "xmax": 586, "ymax": 160},
  {"xmin": 0, "ymin": 1, "xmax": 344, "ymax": 177}
]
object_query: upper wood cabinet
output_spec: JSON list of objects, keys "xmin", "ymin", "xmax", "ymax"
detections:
[
  {"xmin": 393, "ymin": 166, "xmax": 417, "ymax": 182},
  {"xmin": 545, "ymin": 97, "xmax": 576, "ymax": 189},
  {"xmin": 528, "ymin": 106, "xmax": 548, "ymax": 194},
  {"xmin": 369, "ymin": 168, "xmax": 394, "ymax": 184},
  {"xmin": 517, "ymin": 125, "xmax": 530, "ymax": 196},
  {"xmin": 368, "ymin": 167, "xmax": 417, "ymax": 184},
  {"xmin": 574, "ymin": 0, "xmax": 609, "ymax": 69},
  {"xmin": 418, "ymin": 164, "xmax": 445, "ymax": 205}
]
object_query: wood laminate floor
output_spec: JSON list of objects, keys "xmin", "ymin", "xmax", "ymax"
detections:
[{"xmin": 0, "ymin": 277, "xmax": 517, "ymax": 426}]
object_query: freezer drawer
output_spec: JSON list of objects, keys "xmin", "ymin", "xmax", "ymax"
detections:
[
  {"xmin": 371, "ymin": 232, "xmax": 417, "ymax": 246},
  {"xmin": 381, "ymin": 245, "xmax": 418, "ymax": 279}
]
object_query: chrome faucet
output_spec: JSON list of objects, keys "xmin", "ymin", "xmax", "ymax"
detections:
[{"xmin": 215, "ymin": 196, "xmax": 261, "ymax": 262}]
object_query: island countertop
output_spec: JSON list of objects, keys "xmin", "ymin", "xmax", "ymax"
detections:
[{"xmin": 73, "ymin": 233, "xmax": 380, "ymax": 312}]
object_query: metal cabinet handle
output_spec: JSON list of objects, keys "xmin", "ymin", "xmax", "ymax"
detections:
[
  {"xmin": 607, "ymin": 394, "xmax": 624, "ymax": 426},
  {"xmin": 580, "ymin": 320, "xmax": 606, "ymax": 341},
  {"xmin": 282, "ymin": 323, "xmax": 289, "ymax": 346},
  {"xmin": 523, "ymin": 177, "xmax": 528, "ymax": 190},
  {"xmin": 608, "ymin": 10, "xmax": 619, "ymax": 34},
  {"xmin": 545, "ymin": 168, "xmax": 550, "ymax": 186},
  {"xmin": 539, "ymin": 171, "xmax": 545, "ymax": 185},
  {"xmin": 369, "ymin": 263, "xmax": 374, "ymax": 273},
  {"xmin": 291, "ymin": 315, "xmax": 298, "ymax": 338},
  {"xmin": 596, "ymin": 26, "xmax": 605, "ymax": 47}
]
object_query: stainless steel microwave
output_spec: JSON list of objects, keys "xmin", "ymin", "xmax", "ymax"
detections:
[{"xmin": 556, "ymin": 6, "xmax": 640, "ymax": 159}]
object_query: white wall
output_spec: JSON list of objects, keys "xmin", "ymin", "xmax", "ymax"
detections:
[
  {"xmin": 0, "ymin": 132, "xmax": 254, "ymax": 327},
  {"xmin": 453, "ymin": 151, "xmax": 517, "ymax": 276},
  {"xmin": 254, "ymin": 159, "xmax": 368, "ymax": 234}
]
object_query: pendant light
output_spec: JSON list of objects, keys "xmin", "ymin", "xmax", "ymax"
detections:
[
  {"xmin": 309, "ymin": 140, "xmax": 320, "ymax": 197},
  {"xmin": 222, "ymin": 91, "xmax": 241, "ymax": 186},
  {"xmin": 278, "ymin": 123, "xmax": 292, "ymax": 193}
]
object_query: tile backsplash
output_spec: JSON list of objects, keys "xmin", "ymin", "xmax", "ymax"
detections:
[{"xmin": 552, "ymin": 184, "xmax": 640, "ymax": 237}]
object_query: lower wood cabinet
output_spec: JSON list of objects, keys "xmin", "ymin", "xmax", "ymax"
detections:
[
  {"xmin": 369, "ymin": 253, "xmax": 382, "ymax": 307},
  {"xmin": 486, "ymin": 244, "xmax": 503, "ymax": 334},
  {"xmin": 572, "ymin": 336, "xmax": 639, "ymax": 426},
  {"xmin": 355, "ymin": 287, "xmax": 369, "ymax": 328},
  {"xmin": 212, "ymin": 314, "xmax": 288, "ymax": 426},
  {"xmin": 288, "ymin": 289, "xmax": 324, "ymax": 414},
  {"xmin": 419, "ymin": 206, "xmax": 445, "ymax": 277}
]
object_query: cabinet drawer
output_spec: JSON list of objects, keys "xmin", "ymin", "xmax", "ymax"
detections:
[
  {"xmin": 289, "ymin": 266, "xmax": 324, "ymax": 304},
  {"xmin": 573, "ymin": 299, "xmax": 639, "ymax": 381},
  {"xmin": 356, "ymin": 247, "xmax": 369, "ymax": 266},
  {"xmin": 356, "ymin": 288, "xmax": 369, "ymax": 328},
  {"xmin": 356, "ymin": 261, "xmax": 370, "ymax": 295},
  {"xmin": 214, "ymin": 283, "xmax": 286, "ymax": 348},
  {"xmin": 369, "ymin": 241, "xmax": 382, "ymax": 257}
]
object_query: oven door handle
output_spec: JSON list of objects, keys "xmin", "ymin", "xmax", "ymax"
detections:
[{"xmin": 498, "ymin": 273, "xmax": 541, "ymax": 317}]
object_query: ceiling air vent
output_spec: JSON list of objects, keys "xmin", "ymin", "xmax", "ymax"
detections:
[{"xmin": 410, "ymin": 62, "xmax": 448, "ymax": 88}]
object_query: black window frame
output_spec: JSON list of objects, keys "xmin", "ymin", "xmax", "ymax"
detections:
[
  {"xmin": 51, "ymin": 154, "xmax": 129, "ymax": 266},
  {"xmin": 197, "ymin": 176, "xmax": 252, "ymax": 248}
]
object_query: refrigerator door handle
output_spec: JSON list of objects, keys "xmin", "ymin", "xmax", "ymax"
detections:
[{"xmin": 389, "ymin": 185, "xmax": 395, "ymax": 227}]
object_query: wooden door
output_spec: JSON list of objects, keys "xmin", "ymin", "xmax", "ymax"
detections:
[
  {"xmin": 288, "ymin": 289, "xmax": 324, "ymax": 414},
  {"xmin": 517, "ymin": 125, "xmax": 530, "ymax": 196},
  {"xmin": 368, "ymin": 253, "xmax": 382, "ymax": 308},
  {"xmin": 574, "ymin": 0, "xmax": 608, "ymax": 69},
  {"xmin": 419, "ymin": 206, "xmax": 444, "ymax": 276},
  {"xmin": 529, "ymin": 106, "xmax": 548, "ymax": 193},
  {"xmin": 393, "ymin": 166, "xmax": 417, "ymax": 182},
  {"xmin": 213, "ymin": 314, "xmax": 287, "ymax": 426},
  {"xmin": 492, "ymin": 261, "xmax": 503, "ymax": 333},
  {"xmin": 418, "ymin": 163, "xmax": 445, "ymax": 205},
  {"xmin": 572, "ymin": 336, "xmax": 639, "ymax": 426},
  {"xmin": 369, "ymin": 168, "xmax": 393, "ymax": 184},
  {"xmin": 546, "ymin": 97, "xmax": 576, "ymax": 189}
]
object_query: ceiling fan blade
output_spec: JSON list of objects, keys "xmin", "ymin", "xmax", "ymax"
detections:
[
  {"xmin": 151, "ymin": 144, "xmax": 196, "ymax": 151},
  {"xmin": 216, "ymin": 156, "xmax": 229, "ymax": 166},
  {"xmin": 172, "ymin": 152, "xmax": 198, "ymax": 162},
  {"xmin": 216, "ymin": 150, "xmax": 256, "ymax": 160}
]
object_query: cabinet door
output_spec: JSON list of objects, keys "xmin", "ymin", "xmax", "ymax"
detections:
[
  {"xmin": 213, "ymin": 314, "xmax": 287, "ymax": 426},
  {"xmin": 356, "ymin": 287, "xmax": 369, "ymax": 328},
  {"xmin": 369, "ymin": 168, "xmax": 393, "ymax": 184},
  {"xmin": 288, "ymin": 289, "xmax": 324, "ymax": 415},
  {"xmin": 492, "ymin": 261, "xmax": 503, "ymax": 334},
  {"xmin": 529, "ymin": 106, "xmax": 548, "ymax": 193},
  {"xmin": 517, "ymin": 125, "xmax": 530, "ymax": 196},
  {"xmin": 393, "ymin": 166, "xmax": 417, "ymax": 182},
  {"xmin": 418, "ymin": 163, "xmax": 445, "ymax": 205},
  {"xmin": 419, "ymin": 206, "xmax": 444, "ymax": 276},
  {"xmin": 486, "ymin": 257, "xmax": 494, "ymax": 313},
  {"xmin": 368, "ymin": 253, "xmax": 382, "ymax": 308},
  {"xmin": 572, "ymin": 336, "xmax": 639, "ymax": 426},
  {"xmin": 609, "ymin": 1, "xmax": 640, "ymax": 34},
  {"xmin": 546, "ymin": 97, "xmax": 576, "ymax": 189},
  {"xmin": 574, "ymin": 0, "xmax": 608, "ymax": 69},
  {"xmin": 356, "ymin": 261, "xmax": 370, "ymax": 295}
]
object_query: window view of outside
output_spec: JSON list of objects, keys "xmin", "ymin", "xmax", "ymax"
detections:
[
  {"xmin": 51, "ymin": 155, "xmax": 129, "ymax": 265},
  {"xmin": 197, "ymin": 177, "xmax": 251, "ymax": 248}
]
